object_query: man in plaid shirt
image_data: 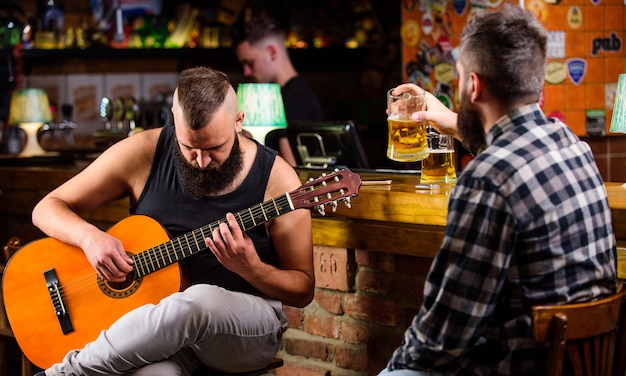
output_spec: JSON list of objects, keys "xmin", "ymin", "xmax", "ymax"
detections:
[{"xmin": 380, "ymin": 4, "xmax": 617, "ymax": 376}]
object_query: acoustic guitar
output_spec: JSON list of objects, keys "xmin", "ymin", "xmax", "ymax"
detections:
[{"xmin": 2, "ymin": 168, "xmax": 361, "ymax": 369}]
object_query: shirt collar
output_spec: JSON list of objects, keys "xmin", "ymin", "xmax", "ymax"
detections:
[{"xmin": 484, "ymin": 103, "xmax": 545, "ymax": 147}]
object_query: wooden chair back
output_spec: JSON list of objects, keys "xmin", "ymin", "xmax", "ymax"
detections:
[{"xmin": 532, "ymin": 288, "xmax": 626, "ymax": 376}]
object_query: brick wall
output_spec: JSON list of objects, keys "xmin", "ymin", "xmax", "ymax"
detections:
[
  {"xmin": 583, "ymin": 135, "xmax": 626, "ymax": 182},
  {"xmin": 276, "ymin": 246, "xmax": 433, "ymax": 376}
]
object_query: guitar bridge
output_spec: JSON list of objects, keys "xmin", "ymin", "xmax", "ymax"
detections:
[{"xmin": 44, "ymin": 268, "xmax": 74, "ymax": 335}]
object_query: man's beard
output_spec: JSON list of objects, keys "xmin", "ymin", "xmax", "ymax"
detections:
[
  {"xmin": 173, "ymin": 133, "xmax": 244, "ymax": 199},
  {"xmin": 457, "ymin": 90, "xmax": 486, "ymax": 153}
]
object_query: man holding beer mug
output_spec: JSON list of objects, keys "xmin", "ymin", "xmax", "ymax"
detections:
[{"xmin": 379, "ymin": 4, "xmax": 616, "ymax": 375}]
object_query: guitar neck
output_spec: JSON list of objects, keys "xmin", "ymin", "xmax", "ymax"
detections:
[{"xmin": 131, "ymin": 193, "xmax": 293, "ymax": 278}]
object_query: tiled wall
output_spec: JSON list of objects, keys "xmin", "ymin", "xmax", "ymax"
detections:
[
  {"xmin": 539, "ymin": 0, "xmax": 625, "ymax": 137},
  {"xmin": 401, "ymin": 0, "xmax": 625, "ymax": 137},
  {"xmin": 401, "ymin": 0, "xmax": 625, "ymax": 182}
]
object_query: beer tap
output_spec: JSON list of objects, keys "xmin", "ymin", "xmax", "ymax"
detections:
[
  {"xmin": 58, "ymin": 104, "xmax": 76, "ymax": 146},
  {"xmin": 113, "ymin": 97, "xmax": 124, "ymax": 131},
  {"xmin": 99, "ymin": 97, "xmax": 113, "ymax": 130},
  {"xmin": 125, "ymin": 97, "xmax": 142, "ymax": 136}
]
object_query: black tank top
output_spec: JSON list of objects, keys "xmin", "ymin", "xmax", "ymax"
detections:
[{"xmin": 131, "ymin": 124, "xmax": 279, "ymax": 295}]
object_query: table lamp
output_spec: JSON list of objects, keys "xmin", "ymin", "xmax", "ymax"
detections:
[
  {"xmin": 236, "ymin": 83, "xmax": 287, "ymax": 145},
  {"xmin": 8, "ymin": 88, "xmax": 53, "ymax": 157},
  {"xmin": 610, "ymin": 74, "xmax": 626, "ymax": 134}
]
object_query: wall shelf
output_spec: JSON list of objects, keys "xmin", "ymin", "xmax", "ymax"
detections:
[{"xmin": 19, "ymin": 47, "xmax": 368, "ymax": 75}]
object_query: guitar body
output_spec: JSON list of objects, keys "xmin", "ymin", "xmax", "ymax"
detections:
[{"xmin": 2, "ymin": 215, "xmax": 182, "ymax": 369}]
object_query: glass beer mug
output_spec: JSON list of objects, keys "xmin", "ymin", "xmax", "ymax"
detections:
[{"xmin": 386, "ymin": 88, "xmax": 429, "ymax": 162}]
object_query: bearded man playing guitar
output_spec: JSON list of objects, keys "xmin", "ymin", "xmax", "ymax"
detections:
[{"xmin": 20, "ymin": 67, "xmax": 316, "ymax": 376}]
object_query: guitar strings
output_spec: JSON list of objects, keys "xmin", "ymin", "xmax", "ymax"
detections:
[{"xmin": 133, "ymin": 193, "xmax": 294, "ymax": 276}]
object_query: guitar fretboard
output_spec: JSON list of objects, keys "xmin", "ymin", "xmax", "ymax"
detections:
[{"xmin": 131, "ymin": 193, "xmax": 293, "ymax": 278}]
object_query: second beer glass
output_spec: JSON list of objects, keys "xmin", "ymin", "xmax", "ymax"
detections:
[{"xmin": 420, "ymin": 125, "xmax": 457, "ymax": 184}]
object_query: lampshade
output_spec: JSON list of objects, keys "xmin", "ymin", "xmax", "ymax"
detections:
[
  {"xmin": 236, "ymin": 83, "xmax": 287, "ymax": 145},
  {"xmin": 610, "ymin": 74, "xmax": 626, "ymax": 134},
  {"xmin": 9, "ymin": 88, "xmax": 53, "ymax": 125},
  {"xmin": 8, "ymin": 88, "xmax": 53, "ymax": 157}
]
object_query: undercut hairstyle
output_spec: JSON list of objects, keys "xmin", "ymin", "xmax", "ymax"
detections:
[
  {"xmin": 234, "ymin": 15, "xmax": 287, "ymax": 46},
  {"xmin": 459, "ymin": 4, "xmax": 547, "ymax": 106},
  {"xmin": 177, "ymin": 67, "xmax": 231, "ymax": 130}
]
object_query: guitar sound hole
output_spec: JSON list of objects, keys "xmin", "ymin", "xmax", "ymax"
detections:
[
  {"xmin": 108, "ymin": 274, "xmax": 133, "ymax": 290},
  {"xmin": 97, "ymin": 270, "xmax": 142, "ymax": 299}
]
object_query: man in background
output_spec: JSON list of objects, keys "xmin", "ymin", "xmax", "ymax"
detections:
[{"xmin": 235, "ymin": 14, "xmax": 324, "ymax": 165}]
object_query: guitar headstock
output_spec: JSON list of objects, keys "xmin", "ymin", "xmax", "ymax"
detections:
[{"xmin": 290, "ymin": 168, "xmax": 362, "ymax": 215}]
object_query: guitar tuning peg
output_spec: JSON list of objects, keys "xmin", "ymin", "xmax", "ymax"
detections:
[
  {"xmin": 344, "ymin": 197, "xmax": 352, "ymax": 209},
  {"xmin": 331, "ymin": 200, "xmax": 338, "ymax": 212},
  {"xmin": 317, "ymin": 205, "xmax": 326, "ymax": 216}
]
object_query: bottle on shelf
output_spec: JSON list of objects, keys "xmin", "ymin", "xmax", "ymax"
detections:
[{"xmin": 35, "ymin": 0, "xmax": 65, "ymax": 49}]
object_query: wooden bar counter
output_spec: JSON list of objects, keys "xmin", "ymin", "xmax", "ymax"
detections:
[
  {"xmin": 1, "ymin": 165, "xmax": 625, "ymax": 278},
  {"xmin": 299, "ymin": 169, "xmax": 626, "ymax": 280}
]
